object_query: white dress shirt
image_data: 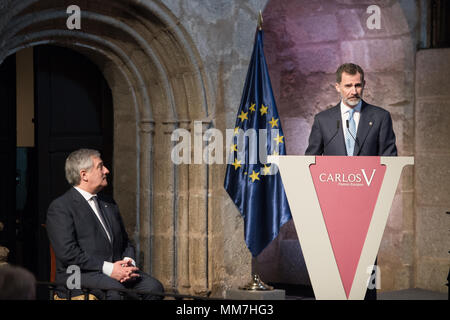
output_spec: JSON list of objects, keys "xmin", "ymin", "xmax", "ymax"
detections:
[
  {"xmin": 340, "ymin": 100, "xmax": 362, "ymax": 142},
  {"xmin": 73, "ymin": 187, "xmax": 135, "ymax": 277},
  {"xmin": 74, "ymin": 186, "xmax": 111, "ymax": 241}
]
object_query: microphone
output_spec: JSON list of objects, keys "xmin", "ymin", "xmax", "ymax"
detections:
[
  {"xmin": 323, "ymin": 120, "xmax": 341, "ymax": 149},
  {"xmin": 346, "ymin": 120, "xmax": 360, "ymax": 148}
]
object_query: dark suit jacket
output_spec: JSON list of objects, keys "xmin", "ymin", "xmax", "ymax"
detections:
[
  {"xmin": 46, "ymin": 187, "xmax": 135, "ymax": 284},
  {"xmin": 305, "ymin": 100, "xmax": 397, "ymax": 156}
]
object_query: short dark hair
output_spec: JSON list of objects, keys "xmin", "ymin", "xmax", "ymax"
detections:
[{"xmin": 336, "ymin": 63, "xmax": 365, "ymax": 83}]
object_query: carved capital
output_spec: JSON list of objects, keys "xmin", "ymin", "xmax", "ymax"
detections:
[{"xmin": 140, "ymin": 119, "xmax": 155, "ymax": 134}]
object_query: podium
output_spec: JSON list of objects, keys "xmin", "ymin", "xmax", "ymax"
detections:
[{"xmin": 268, "ymin": 156, "xmax": 414, "ymax": 300}]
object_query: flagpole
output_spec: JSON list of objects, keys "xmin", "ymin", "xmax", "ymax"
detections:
[
  {"xmin": 237, "ymin": 10, "xmax": 274, "ymax": 292},
  {"xmin": 257, "ymin": 10, "xmax": 263, "ymax": 30}
]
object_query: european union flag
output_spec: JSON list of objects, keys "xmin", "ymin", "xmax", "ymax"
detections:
[{"xmin": 224, "ymin": 29, "xmax": 292, "ymax": 257}]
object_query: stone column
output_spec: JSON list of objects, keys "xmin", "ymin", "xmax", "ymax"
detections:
[
  {"xmin": 175, "ymin": 120, "xmax": 192, "ymax": 293},
  {"xmin": 138, "ymin": 119, "xmax": 155, "ymax": 274},
  {"xmin": 188, "ymin": 120, "xmax": 211, "ymax": 295},
  {"xmin": 151, "ymin": 121, "xmax": 177, "ymax": 291},
  {"xmin": 157, "ymin": 119, "xmax": 211, "ymax": 295}
]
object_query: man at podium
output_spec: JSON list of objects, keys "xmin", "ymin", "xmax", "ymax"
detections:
[
  {"xmin": 305, "ymin": 63, "xmax": 397, "ymax": 157},
  {"xmin": 305, "ymin": 63, "xmax": 398, "ymax": 300}
]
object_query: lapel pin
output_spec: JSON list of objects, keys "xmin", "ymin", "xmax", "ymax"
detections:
[{"xmin": 369, "ymin": 121, "xmax": 373, "ymax": 126}]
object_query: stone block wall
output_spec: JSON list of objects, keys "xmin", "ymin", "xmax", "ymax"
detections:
[{"xmin": 414, "ymin": 48, "xmax": 450, "ymax": 293}]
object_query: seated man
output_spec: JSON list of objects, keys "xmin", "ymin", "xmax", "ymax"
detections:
[{"xmin": 46, "ymin": 148, "xmax": 163, "ymax": 300}]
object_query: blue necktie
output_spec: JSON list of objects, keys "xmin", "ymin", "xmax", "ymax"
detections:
[{"xmin": 346, "ymin": 109, "xmax": 356, "ymax": 156}]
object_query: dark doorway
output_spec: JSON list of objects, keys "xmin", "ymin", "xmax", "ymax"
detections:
[
  {"xmin": 1, "ymin": 45, "xmax": 113, "ymax": 294},
  {"xmin": 431, "ymin": 0, "xmax": 450, "ymax": 48},
  {"xmin": 0, "ymin": 55, "xmax": 17, "ymax": 263}
]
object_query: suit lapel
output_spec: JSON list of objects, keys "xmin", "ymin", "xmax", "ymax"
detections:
[
  {"xmin": 70, "ymin": 188, "xmax": 112, "ymax": 244},
  {"xmin": 354, "ymin": 101, "xmax": 374, "ymax": 155},
  {"xmin": 331, "ymin": 104, "xmax": 347, "ymax": 155}
]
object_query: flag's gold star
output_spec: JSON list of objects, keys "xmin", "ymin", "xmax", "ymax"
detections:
[
  {"xmin": 249, "ymin": 170, "xmax": 260, "ymax": 182},
  {"xmin": 238, "ymin": 111, "xmax": 248, "ymax": 122},
  {"xmin": 230, "ymin": 144, "xmax": 238, "ymax": 153},
  {"xmin": 231, "ymin": 158, "xmax": 242, "ymax": 170},
  {"xmin": 262, "ymin": 164, "xmax": 271, "ymax": 175},
  {"xmin": 272, "ymin": 150, "xmax": 279, "ymax": 156},
  {"xmin": 234, "ymin": 127, "xmax": 240, "ymax": 135},
  {"xmin": 249, "ymin": 103, "xmax": 256, "ymax": 113},
  {"xmin": 260, "ymin": 104, "xmax": 268, "ymax": 116},
  {"xmin": 269, "ymin": 117, "xmax": 279, "ymax": 128},
  {"xmin": 274, "ymin": 134, "xmax": 284, "ymax": 145}
]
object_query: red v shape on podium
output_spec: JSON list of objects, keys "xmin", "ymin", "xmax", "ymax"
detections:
[
  {"xmin": 268, "ymin": 155, "xmax": 413, "ymax": 300},
  {"xmin": 310, "ymin": 157, "xmax": 386, "ymax": 298}
]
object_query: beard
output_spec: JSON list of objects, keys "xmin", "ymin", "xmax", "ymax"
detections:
[
  {"xmin": 344, "ymin": 97, "xmax": 361, "ymax": 106},
  {"xmin": 342, "ymin": 91, "xmax": 363, "ymax": 107}
]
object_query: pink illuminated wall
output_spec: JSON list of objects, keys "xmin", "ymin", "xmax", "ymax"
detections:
[{"xmin": 254, "ymin": 0, "xmax": 416, "ymax": 291}]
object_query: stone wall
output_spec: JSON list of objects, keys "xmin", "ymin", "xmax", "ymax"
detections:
[
  {"xmin": 161, "ymin": 0, "xmax": 270, "ymax": 296},
  {"xmin": 414, "ymin": 48, "xmax": 450, "ymax": 293}
]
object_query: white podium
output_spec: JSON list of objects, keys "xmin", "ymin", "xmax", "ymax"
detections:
[{"xmin": 268, "ymin": 156, "xmax": 414, "ymax": 300}]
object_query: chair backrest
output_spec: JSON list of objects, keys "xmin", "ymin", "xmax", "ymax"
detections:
[
  {"xmin": 49, "ymin": 245, "xmax": 56, "ymax": 282},
  {"xmin": 41, "ymin": 224, "xmax": 56, "ymax": 282}
]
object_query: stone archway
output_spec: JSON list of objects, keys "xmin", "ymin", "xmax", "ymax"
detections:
[
  {"xmin": 0, "ymin": 0, "xmax": 213, "ymax": 295},
  {"xmin": 258, "ymin": 0, "xmax": 416, "ymax": 292}
]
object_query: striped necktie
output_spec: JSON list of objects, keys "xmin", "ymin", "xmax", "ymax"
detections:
[{"xmin": 346, "ymin": 108, "xmax": 357, "ymax": 156}]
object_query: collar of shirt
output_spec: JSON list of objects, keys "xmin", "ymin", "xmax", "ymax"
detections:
[
  {"xmin": 74, "ymin": 186, "xmax": 97, "ymax": 201},
  {"xmin": 73, "ymin": 186, "xmax": 112, "ymax": 242},
  {"xmin": 340, "ymin": 99, "xmax": 362, "ymax": 116}
]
